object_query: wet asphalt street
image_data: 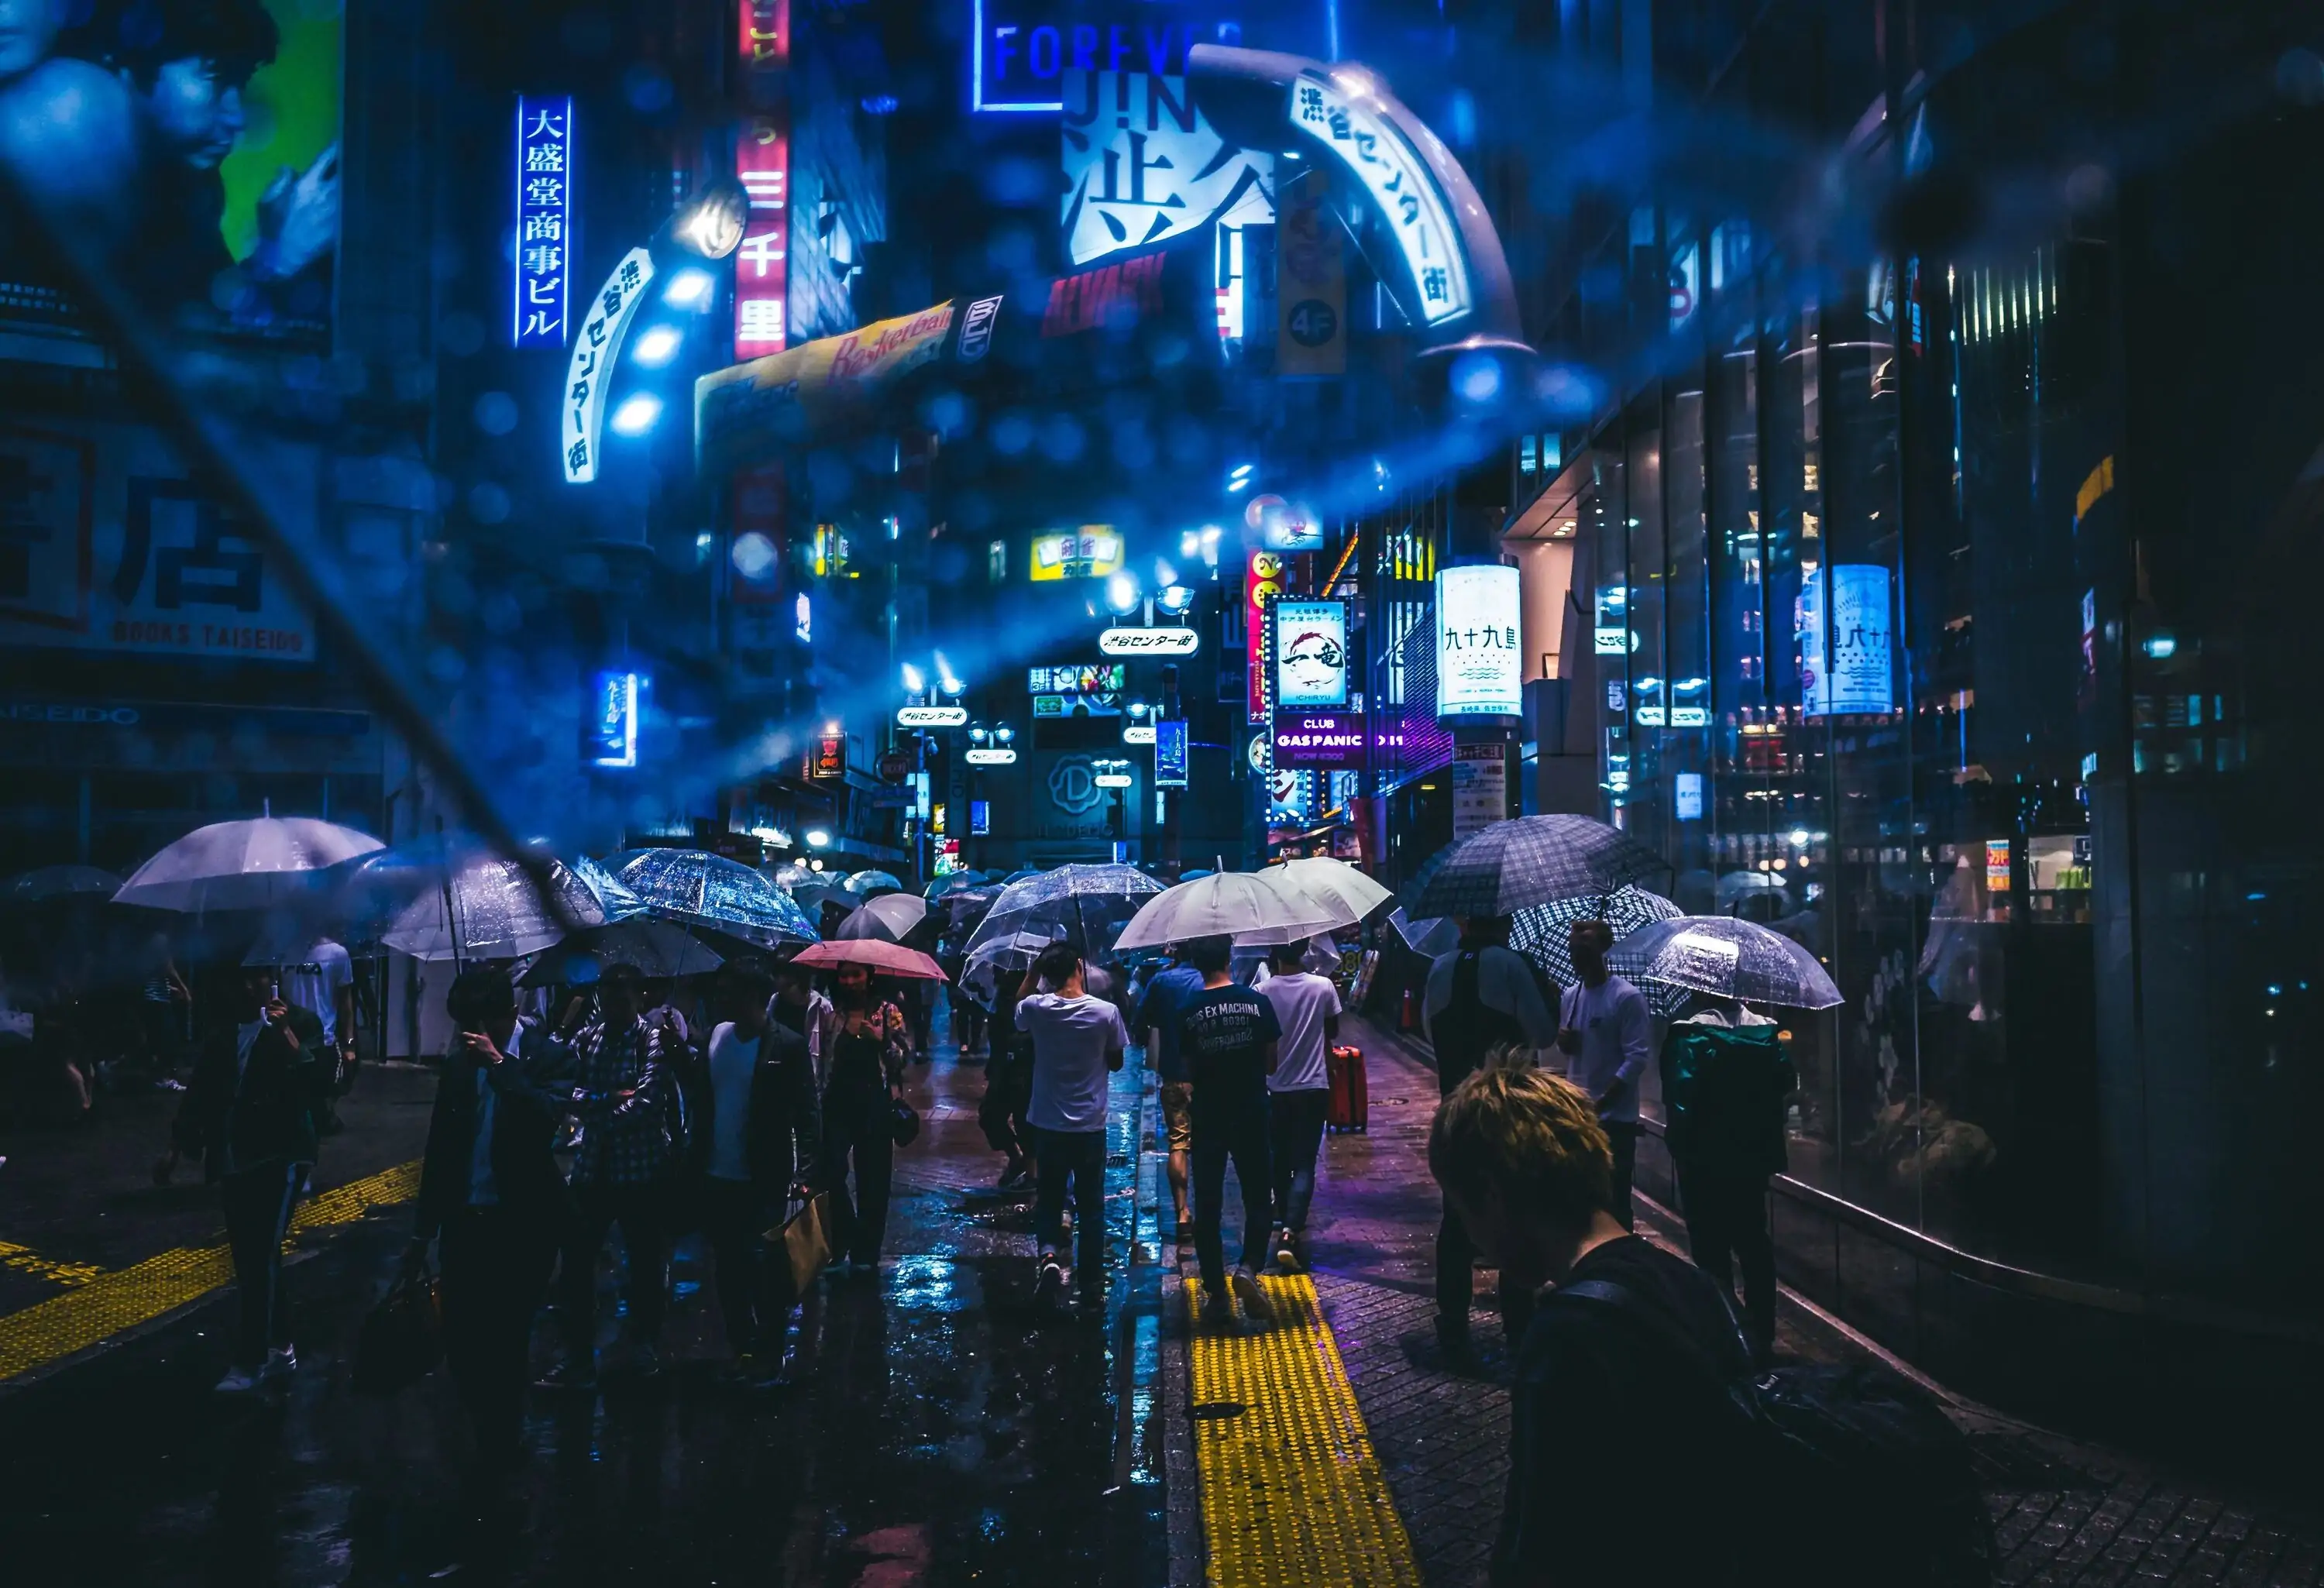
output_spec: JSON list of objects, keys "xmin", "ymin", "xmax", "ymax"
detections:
[{"xmin": 0, "ymin": 1034, "xmax": 1166, "ymax": 1587}]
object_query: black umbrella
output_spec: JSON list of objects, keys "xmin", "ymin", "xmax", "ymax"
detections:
[{"xmin": 1404, "ymin": 816, "xmax": 1668, "ymax": 920}]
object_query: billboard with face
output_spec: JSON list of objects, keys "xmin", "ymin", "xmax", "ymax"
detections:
[{"xmin": 0, "ymin": 0, "xmax": 341, "ymax": 340}]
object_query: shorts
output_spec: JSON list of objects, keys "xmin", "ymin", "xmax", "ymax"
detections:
[{"xmin": 1158, "ymin": 1081, "xmax": 1194, "ymax": 1153}]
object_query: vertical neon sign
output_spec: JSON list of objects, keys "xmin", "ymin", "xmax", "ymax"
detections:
[
  {"xmin": 735, "ymin": 0, "xmax": 790, "ymax": 357},
  {"xmin": 513, "ymin": 96, "xmax": 574, "ymax": 347}
]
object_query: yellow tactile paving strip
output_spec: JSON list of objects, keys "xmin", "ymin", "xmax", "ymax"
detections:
[
  {"xmin": 1187, "ymin": 1272, "xmax": 1423, "ymax": 1588},
  {"xmin": 0, "ymin": 1159, "xmax": 420, "ymax": 1383}
]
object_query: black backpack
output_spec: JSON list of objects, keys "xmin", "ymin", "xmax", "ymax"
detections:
[{"xmin": 1556, "ymin": 1277, "xmax": 1995, "ymax": 1587}]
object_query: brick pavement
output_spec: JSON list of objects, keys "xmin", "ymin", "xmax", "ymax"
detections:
[{"xmin": 1229, "ymin": 1013, "xmax": 2324, "ymax": 1588}]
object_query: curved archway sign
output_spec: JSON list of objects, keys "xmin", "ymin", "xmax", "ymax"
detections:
[{"xmin": 1187, "ymin": 46, "xmax": 1526, "ymax": 357}]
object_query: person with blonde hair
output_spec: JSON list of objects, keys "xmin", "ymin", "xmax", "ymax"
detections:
[{"xmin": 1430, "ymin": 1065, "xmax": 1752, "ymax": 1587}]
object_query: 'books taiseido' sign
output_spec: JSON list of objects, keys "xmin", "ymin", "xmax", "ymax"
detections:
[
  {"xmin": 1273, "ymin": 710, "xmax": 1367, "ymax": 770},
  {"xmin": 1098, "ymin": 626, "xmax": 1200, "ymax": 656}
]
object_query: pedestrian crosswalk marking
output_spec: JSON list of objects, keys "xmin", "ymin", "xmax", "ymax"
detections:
[
  {"xmin": 0, "ymin": 1160, "xmax": 420, "ymax": 1385},
  {"xmin": 1188, "ymin": 1273, "xmax": 1423, "ymax": 1588}
]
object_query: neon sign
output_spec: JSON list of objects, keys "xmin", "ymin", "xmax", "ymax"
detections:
[
  {"xmin": 513, "ymin": 97, "xmax": 574, "ymax": 347},
  {"xmin": 1290, "ymin": 72, "xmax": 1471, "ymax": 326},
  {"xmin": 561, "ymin": 247, "xmax": 656, "ymax": 483}
]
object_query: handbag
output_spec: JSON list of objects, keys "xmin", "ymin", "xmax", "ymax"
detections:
[
  {"xmin": 352, "ymin": 1269, "xmax": 442, "ymax": 1395},
  {"xmin": 772, "ymin": 1191, "xmax": 833, "ymax": 1295},
  {"xmin": 889, "ymin": 1093, "xmax": 922, "ymax": 1148}
]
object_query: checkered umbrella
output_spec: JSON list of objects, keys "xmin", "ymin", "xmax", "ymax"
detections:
[
  {"xmin": 1403, "ymin": 816, "xmax": 1668, "ymax": 921},
  {"xmin": 1509, "ymin": 885, "xmax": 1684, "ymax": 991},
  {"xmin": 1608, "ymin": 915, "xmax": 1842, "ymax": 1011}
]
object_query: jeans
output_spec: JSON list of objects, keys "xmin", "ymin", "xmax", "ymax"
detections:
[
  {"xmin": 221, "ymin": 1160, "xmax": 303, "ymax": 1367},
  {"xmin": 1191, "ymin": 1104, "xmax": 1270, "ymax": 1294},
  {"xmin": 1267, "ymin": 1088, "xmax": 1329, "ymax": 1232},
  {"xmin": 557, "ymin": 1182, "xmax": 669, "ymax": 1356},
  {"xmin": 1679, "ymin": 1163, "xmax": 1776, "ymax": 1357},
  {"xmin": 440, "ymin": 1205, "xmax": 555, "ymax": 1456},
  {"xmin": 1030, "ymin": 1126, "xmax": 1108, "ymax": 1275},
  {"xmin": 824, "ymin": 1079, "xmax": 896, "ymax": 1265},
  {"xmin": 700, "ymin": 1176, "xmax": 787, "ymax": 1353},
  {"xmin": 978, "ymin": 1049, "xmax": 1033, "ymax": 1161},
  {"xmin": 1435, "ymin": 1199, "xmax": 1534, "ymax": 1345},
  {"xmin": 1605, "ymin": 1122, "xmax": 1642, "ymax": 1230}
]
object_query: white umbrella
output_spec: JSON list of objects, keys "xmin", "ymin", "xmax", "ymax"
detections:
[
  {"xmin": 115, "ymin": 812, "xmax": 383, "ymax": 913},
  {"xmin": 1113, "ymin": 871, "xmax": 1342, "ymax": 953},
  {"xmin": 1274, "ymin": 857, "xmax": 1394, "ymax": 925},
  {"xmin": 834, "ymin": 892, "xmax": 929, "ymax": 942}
]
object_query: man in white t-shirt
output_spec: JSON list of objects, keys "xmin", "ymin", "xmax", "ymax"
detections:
[
  {"xmin": 1260, "ymin": 939, "xmax": 1342, "ymax": 1273},
  {"xmin": 1012, "ymin": 941, "xmax": 1128, "ymax": 1299},
  {"xmin": 279, "ymin": 937, "xmax": 356, "ymax": 1129},
  {"xmin": 1557, "ymin": 919, "xmax": 1655, "ymax": 1229}
]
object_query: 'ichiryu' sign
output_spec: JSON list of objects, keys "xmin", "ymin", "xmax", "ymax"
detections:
[
  {"xmin": 965, "ymin": 747, "xmax": 1019, "ymax": 766},
  {"xmin": 1098, "ymin": 625, "xmax": 1200, "ymax": 656},
  {"xmin": 896, "ymin": 705, "xmax": 968, "ymax": 727},
  {"xmin": 1271, "ymin": 710, "xmax": 1367, "ymax": 770}
]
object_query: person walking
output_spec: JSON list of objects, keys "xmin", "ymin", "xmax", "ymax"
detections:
[
  {"xmin": 278, "ymin": 934, "xmax": 357, "ymax": 1124},
  {"xmin": 691, "ymin": 962, "xmax": 823, "ymax": 1383},
  {"xmin": 173, "ymin": 964, "xmax": 326, "ymax": 1393},
  {"xmin": 980, "ymin": 968, "xmax": 1039, "ymax": 1189},
  {"xmin": 406, "ymin": 968, "xmax": 566, "ymax": 1470},
  {"xmin": 1660, "ymin": 996, "xmax": 1793, "ymax": 1363},
  {"xmin": 820, "ymin": 961, "xmax": 908, "ymax": 1274},
  {"xmin": 537, "ymin": 963, "xmax": 681, "ymax": 1387},
  {"xmin": 1557, "ymin": 919, "xmax": 1654, "ymax": 1230},
  {"xmin": 1012, "ymin": 941, "xmax": 1127, "ymax": 1301},
  {"xmin": 1133, "ymin": 944, "xmax": 1207, "ymax": 1248},
  {"xmin": 1428, "ymin": 1064, "xmax": 1753, "ymax": 1588},
  {"xmin": 1424, "ymin": 916, "xmax": 1556, "ymax": 1359},
  {"xmin": 1174, "ymin": 935, "xmax": 1279, "ymax": 1325},
  {"xmin": 1259, "ymin": 938, "xmax": 1341, "ymax": 1273},
  {"xmin": 768, "ymin": 959, "xmax": 837, "ymax": 1091}
]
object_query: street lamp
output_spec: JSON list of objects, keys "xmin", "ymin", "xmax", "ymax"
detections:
[{"xmin": 1105, "ymin": 572, "xmax": 1142, "ymax": 615}]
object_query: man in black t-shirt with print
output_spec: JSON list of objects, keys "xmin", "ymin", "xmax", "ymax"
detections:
[{"xmin": 1174, "ymin": 934, "xmax": 1281, "ymax": 1324}]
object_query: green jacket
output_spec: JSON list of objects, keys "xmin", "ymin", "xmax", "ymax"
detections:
[{"xmin": 1657, "ymin": 1020, "xmax": 1795, "ymax": 1179}]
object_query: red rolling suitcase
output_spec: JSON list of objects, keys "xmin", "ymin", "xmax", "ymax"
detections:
[{"xmin": 1325, "ymin": 1045, "xmax": 1368, "ymax": 1133}]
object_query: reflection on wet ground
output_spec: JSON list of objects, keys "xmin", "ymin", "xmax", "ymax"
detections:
[{"xmin": 0, "ymin": 1040, "xmax": 1165, "ymax": 1586}]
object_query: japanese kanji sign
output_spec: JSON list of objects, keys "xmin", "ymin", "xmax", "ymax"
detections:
[
  {"xmin": 738, "ymin": 0, "xmax": 788, "ymax": 74},
  {"xmin": 0, "ymin": 422, "xmax": 316, "ymax": 662},
  {"xmin": 513, "ymin": 96, "xmax": 575, "ymax": 349},
  {"xmin": 561, "ymin": 246, "xmax": 658, "ymax": 484},
  {"xmin": 1434, "ymin": 564, "xmax": 1522, "ymax": 718},
  {"xmin": 1061, "ymin": 70, "xmax": 1270, "ymax": 269},
  {"xmin": 1288, "ymin": 73, "xmax": 1472, "ymax": 327},
  {"xmin": 734, "ymin": 114, "xmax": 789, "ymax": 356}
]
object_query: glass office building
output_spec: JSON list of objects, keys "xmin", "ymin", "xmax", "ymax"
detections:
[{"xmin": 1518, "ymin": 3, "xmax": 2324, "ymax": 1449}]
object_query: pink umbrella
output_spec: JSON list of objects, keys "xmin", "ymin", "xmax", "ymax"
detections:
[{"xmin": 788, "ymin": 940, "xmax": 947, "ymax": 981}]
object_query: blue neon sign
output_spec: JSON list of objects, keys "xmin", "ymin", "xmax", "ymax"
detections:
[
  {"xmin": 514, "ymin": 96, "xmax": 575, "ymax": 348},
  {"xmin": 973, "ymin": 0, "xmax": 1240, "ymax": 114},
  {"xmin": 1155, "ymin": 718, "xmax": 1189, "ymax": 787},
  {"xmin": 589, "ymin": 671, "xmax": 641, "ymax": 768}
]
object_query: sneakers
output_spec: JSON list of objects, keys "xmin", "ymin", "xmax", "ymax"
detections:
[
  {"xmin": 1229, "ymin": 1267, "xmax": 1274, "ymax": 1323},
  {"xmin": 1273, "ymin": 1230, "xmax": 1302, "ymax": 1273},
  {"xmin": 261, "ymin": 1345, "xmax": 298, "ymax": 1383},
  {"xmin": 214, "ymin": 1363, "xmax": 261, "ymax": 1394},
  {"xmin": 534, "ymin": 1357, "xmax": 597, "ymax": 1392},
  {"xmin": 1036, "ymin": 1254, "xmax": 1066, "ymax": 1300}
]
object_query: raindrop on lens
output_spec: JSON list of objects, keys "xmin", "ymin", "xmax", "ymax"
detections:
[
  {"xmin": 472, "ymin": 391, "xmax": 518, "ymax": 435},
  {"xmin": 731, "ymin": 532, "xmax": 777, "ymax": 579},
  {"xmin": 467, "ymin": 482, "xmax": 511, "ymax": 524}
]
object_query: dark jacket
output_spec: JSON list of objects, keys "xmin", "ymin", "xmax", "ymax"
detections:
[
  {"xmin": 1497, "ymin": 1236, "xmax": 1753, "ymax": 1586},
  {"xmin": 414, "ymin": 1023, "xmax": 569, "ymax": 1239},
  {"xmin": 1658, "ymin": 1020, "xmax": 1796, "ymax": 1178},
  {"xmin": 174, "ymin": 1007, "xmax": 325, "ymax": 1181},
  {"xmin": 687, "ymin": 1019, "xmax": 823, "ymax": 1191}
]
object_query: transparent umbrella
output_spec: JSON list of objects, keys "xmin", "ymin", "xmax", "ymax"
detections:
[
  {"xmin": 380, "ymin": 852, "xmax": 607, "ymax": 963},
  {"xmin": 571, "ymin": 854, "xmax": 648, "ymax": 922},
  {"xmin": 964, "ymin": 864, "xmax": 1164, "ymax": 961},
  {"xmin": 1388, "ymin": 907, "xmax": 1460, "ymax": 959},
  {"xmin": 1511, "ymin": 886, "xmax": 1685, "ymax": 989},
  {"xmin": 520, "ymin": 919, "xmax": 725, "ymax": 985},
  {"xmin": 114, "ymin": 810, "xmax": 384, "ymax": 913},
  {"xmin": 1404, "ymin": 815, "xmax": 1666, "ymax": 920},
  {"xmin": 843, "ymin": 869, "xmax": 905, "ymax": 895},
  {"xmin": 613, "ymin": 847, "xmax": 818, "ymax": 946},
  {"xmin": 961, "ymin": 929, "xmax": 1060, "ymax": 1007},
  {"xmin": 1607, "ymin": 916, "xmax": 1843, "ymax": 1011}
]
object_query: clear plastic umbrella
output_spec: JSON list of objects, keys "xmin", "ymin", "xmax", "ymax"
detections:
[
  {"xmin": 1511, "ymin": 885, "xmax": 1685, "ymax": 989},
  {"xmin": 1607, "ymin": 915, "xmax": 1843, "ymax": 1010},
  {"xmin": 380, "ymin": 852, "xmax": 607, "ymax": 962},
  {"xmin": 1404, "ymin": 815, "xmax": 1666, "ymax": 920},
  {"xmin": 961, "ymin": 928, "xmax": 1060, "ymax": 1007},
  {"xmin": 963, "ymin": 863, "xmax": 1164, "ymax": 961},
  {"xmin": 520, "ymin": 919, "xmax": 725, "ymax": 985},
  {"xmin": 834, "ymin": 892, "xmax": 930, "ymax": 942},
  {"xmin": 843, "ymin": 868, "xmax": 905, "ymax": 895},
  {"xmin": 613, "ymin": 847, "xmax": 819, "ymax": 946},
  {"xmin": 1387, "ymin": 907, "xmax": 1460, "ymax": 959},
  {"xmin": 1113, "ymin": 871, "xmax": 1341, "ymax": 952},
  {"xmin": 571, "ymin": 854, "xmax": 648, "ymax": 922},
  {"xmin": 114, "ymin": 811, "xmax": 384, "ymax": 913}
]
